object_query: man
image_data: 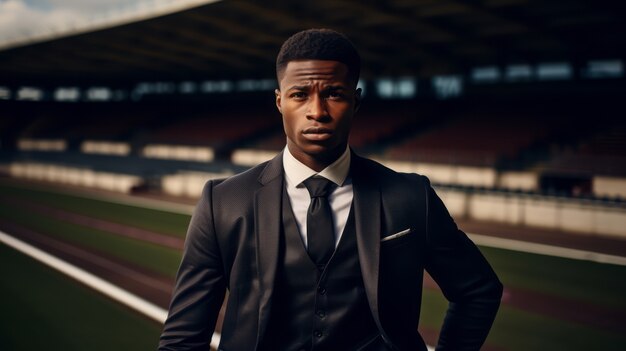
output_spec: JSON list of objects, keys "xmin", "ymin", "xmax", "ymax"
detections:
[{"xmin": 159, "ymin": 29, "xmax": 502, "ymax": 351}]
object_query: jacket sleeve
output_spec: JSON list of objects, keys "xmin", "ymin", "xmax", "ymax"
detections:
[
  {"xmin": 422, "ymin": 177, "xmax": 503, "ymax": 351},
  {"xmin": 159, "ymin": 180, "xmax": 226, "ymax": 350}
]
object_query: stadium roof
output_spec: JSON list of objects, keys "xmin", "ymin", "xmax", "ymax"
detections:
[{"xmin": 1, "ymin": 0, "xmax": 624, "ymax": 86}]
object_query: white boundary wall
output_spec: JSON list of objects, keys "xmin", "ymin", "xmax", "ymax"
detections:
[
  {"xmin": 142, "ymin": 144, "xmax": 214, "ymax": 162},
  {"xmin": 234, "ymin": 151, "xmax": 541, "ymax": 190},
  {"xmin": 438, "ymin": 187, "xmax": 626, "ymax": 239},
  {"xmin": 497, "ymin": 171, "xmax": 539, "ymax": 190},
  {"xmin": 231, "ymin": 149, "xmax": 279, "ymax": 166},
  {"xmin": 594, "ymin": 176, "xmax": 626, "ymax": 198},
  {"xmin": 7, "ymin": 162, "xmax": 142, "ymax": 194},
  {"xmin": 81, "ymin": 140, "xmax": 131, "ymax": 156},
  {"xmin": 372, "ymin": 158, "xmax": 626, "ymax": 237},
  {"xmin": 162, "ymin": 171, "xmax": 234, "ymax": 197},
  {"xmin": 372, "ymin": 158, "xmax": 537, "ymax": 189},
  {"xmin": 17, "ymin": 138, "xmax": 67, "ymax": 152},
  {"xmin": 5, "ymin": 153, "xmax": 625, "ymax": 238}
]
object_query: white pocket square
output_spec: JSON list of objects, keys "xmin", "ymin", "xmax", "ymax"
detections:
[{"xmin": 381, "ymin": 228, "xmax": 412, "ymax": 242}]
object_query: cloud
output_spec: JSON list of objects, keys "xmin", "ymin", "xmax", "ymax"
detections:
[
  {"xmin": 0, "ymin": 1, "xmax": 85, "ymax": 46},
  {"xmin": 0, "ymin": 0, "xmax": 218, "ymax": 48},
  {"xmin": 43, "ymin": 0, "xmax": 133, "ymax": 13},
  {"xmin": 0, "ymin": 0, "xmax": 138, "ymax": 47}
]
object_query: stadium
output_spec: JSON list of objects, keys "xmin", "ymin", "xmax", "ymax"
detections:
[{"xmin": 1, "ymin": 0, "xmax": 625, "ymax": 350}]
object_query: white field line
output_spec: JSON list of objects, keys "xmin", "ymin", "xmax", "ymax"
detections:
[
  {"xmin": 65, "ymin": 189, "xmax": 195, "ymax": 215},
  {"xmin": 88, "ymin": 193, "xmax": 195, "ymax": 215},
  {"xmin": 0, "ymin": 229, "xmax": 432, "ymax": 349},
  {"xmin": 0, "ymin": 230, "xmax": 221, "ymax": 349},
  {"xmin": 469, "ymin": 233, "xmax": 626, "ymax": 266}
]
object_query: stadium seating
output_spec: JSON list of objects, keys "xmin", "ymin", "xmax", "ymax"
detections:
[
  {"xmin": 146, "ymin": 111, "xmax": 278, "ymax": 147},
  {"xmin": 541, "ymin": 122, "xmax": 626, "ymax": 177},
  {"xmin": 383, "ymin": 109, "xmax": 554, "ymax": 167},
  {"xmin": 3, "ymin": 95, "xmax": 625, "ymax": 200}
]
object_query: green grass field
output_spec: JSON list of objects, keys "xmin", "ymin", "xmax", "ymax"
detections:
[
  {"xmin": 0, "ymin": 183, "xmax": 189, "ymax": 237},
  {"xmin": 420, "ymin": 289, "xmax": 626, "ymax": 350},
  {"xmin": 0, "ymin": 244, "xmax": 162, "ymax": 351},
  {"xmin": 1, "ymin": 181, "xmax": 625, "ymax": 350}
]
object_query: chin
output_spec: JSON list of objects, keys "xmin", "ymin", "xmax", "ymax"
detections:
[
  {"xmin": 303, "ymin": 145, "xmax": 332, "ymax": 156},
  {"xmin": 303, "ymin": 143, "xmax": 343, "ymax": 157},
  {"xmin": 289, "ymin": 138, "xmax": 343, "ymax": 158}
]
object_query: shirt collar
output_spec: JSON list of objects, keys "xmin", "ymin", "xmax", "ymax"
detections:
[{"xmin": 283, "ymin": 146, "xmax": 351, "ymax": 187}]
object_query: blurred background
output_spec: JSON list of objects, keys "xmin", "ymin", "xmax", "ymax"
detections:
[{"xmin": 0, "ymin": 0, "xmax": 625, "ymax": 350}]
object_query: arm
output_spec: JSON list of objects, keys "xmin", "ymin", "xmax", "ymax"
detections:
[
  {"xmin": 159, "ymin": 180, "xmax": 226, "ymax": 351},
  {"xmin": 422, "ymin": 179, "xmax": 503, "ymax": 351}
]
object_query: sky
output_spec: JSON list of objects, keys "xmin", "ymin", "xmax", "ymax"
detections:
[{"xmin": 0, "ymin": 0, "xmax": 215, "ymax": 48}]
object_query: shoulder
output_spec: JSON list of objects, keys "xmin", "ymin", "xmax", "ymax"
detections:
[
  {"xmin": 194, "ymin": 160, "xmax": 274, "ymax": 222},
  {"xmin": 210, "ymin": 160, "xmax": 270, "ymax": 196},
  {"xmin": 352, "ymin": 153, "xmax": 429, "ymax": 187}
]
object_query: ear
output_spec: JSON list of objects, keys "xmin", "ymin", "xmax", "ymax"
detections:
[
  {"xmin": 275, "ymin": 89, "xmax": 282, "ymax": 114},
  {"xmin": 353, "ymin": 88, "xmax": 362, "ymax": 114}
]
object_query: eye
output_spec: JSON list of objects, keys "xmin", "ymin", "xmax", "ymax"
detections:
[
  {"xmin": 327, "ymin": 91, "xmax": 345, "ymax": 100},
  {"xmin": 290, "ymin": 91, "xmax": 307, "ymax": 100}
]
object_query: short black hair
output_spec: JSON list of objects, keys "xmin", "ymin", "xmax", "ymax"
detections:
[{"xmin": 276, "ymin": 28, "xmax": 361, "ymax": 86}]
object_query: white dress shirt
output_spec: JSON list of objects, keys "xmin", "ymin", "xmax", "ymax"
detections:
[{"xmin": 283, "ymin": 146, "xmax": 353, "ymax": 248}]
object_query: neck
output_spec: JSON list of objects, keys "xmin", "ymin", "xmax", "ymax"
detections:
[{"xmin": 288, "ymin": 143, "xmax": 347, "ymax": 172}]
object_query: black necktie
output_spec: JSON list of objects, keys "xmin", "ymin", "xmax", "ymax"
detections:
[{"xmin": 303, "ymin": 177, "xmax": 336, "ymax": 267}]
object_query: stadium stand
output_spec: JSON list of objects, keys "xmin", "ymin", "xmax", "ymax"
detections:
[
  {"xmin": 348, "ymin": 101, "xmax": 426, "ymax": 151},
  {"xmin": 0, "ymin": 0, "xmax": 624, "ymax": 237},
  {"xmin": 541, "ymin": 122, "xmax": 626, "ymax": 177},
  {"xmin": 383, "ymin": 100, "xmax": 560, "ymax": 167},
  {"xmin": 145, "ymin": 109, "xmax": 279, "ymax": 153},
  {"xmin": 533, "ymin": 121, "xmax": 626, "ymax": 198},
  {"xmin": 245, "ymin": 131, "xmax": 286, "ymax": 152},
  {"xmin": 232, "ymin": 100, "xmax": 430, "ymax": 166}
]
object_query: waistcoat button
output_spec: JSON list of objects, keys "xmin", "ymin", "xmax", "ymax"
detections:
[{"xmin": 314, "ymin": 330, "xmax": 323, "ymax": 338}]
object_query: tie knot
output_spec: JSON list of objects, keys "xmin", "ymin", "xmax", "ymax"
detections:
[{"xmin": 303, "ymin": 177, "xmax": 335, "ymax": 198}]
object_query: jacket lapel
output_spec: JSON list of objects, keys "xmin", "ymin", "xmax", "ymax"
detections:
[
  {"xmin": 351, "ymin": 154, "xmax": 386, "ymax": 334},
  {"xmin": 253, "ymin": 151, "xmax": 389, "ymax": 348},
  {"xmin": 254, "ymin": 152, "xmax": 283, "ymax": 348}
]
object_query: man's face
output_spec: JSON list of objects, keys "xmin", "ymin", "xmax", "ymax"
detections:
[{"xmin": 275, "ymin": 60, "xmax": 360, "ymax": 166}]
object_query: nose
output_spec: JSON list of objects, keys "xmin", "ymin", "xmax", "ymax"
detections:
[{"xmin": 306, "ymin": 94, "xmax": 329, "ymax": 121}]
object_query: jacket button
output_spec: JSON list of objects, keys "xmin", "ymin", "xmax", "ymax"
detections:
[
  {"xmin": 318, "ymin": 286, "xmax": 326, "ymax": 295},
  {"xmin": 314, "ymin": 330, "xmax": 323, "ymax": 338},
  {"xmin": 316, "ymin": 310, "xmax": 326, "ymax": 318}
]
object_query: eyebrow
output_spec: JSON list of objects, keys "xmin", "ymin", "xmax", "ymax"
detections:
[
  {"xmin": 325, "ymin": 85, "xmax": 346, "ymax": 91},
  {"xmin": 286, "ymin": 84, "xmax": 347, "ymax": 91},
  {"xmin": 287, "ymin": 85, "xmax": 311, "ymax": 91}
]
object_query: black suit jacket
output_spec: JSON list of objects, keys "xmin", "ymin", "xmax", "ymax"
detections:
[{"xmin": 159, "ymin": 152, "xmax": 503, "ymax": 351}]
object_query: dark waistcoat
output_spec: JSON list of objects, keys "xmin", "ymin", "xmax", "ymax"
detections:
[{"xmin": 260, "ymin": 186, "xmax": 379, "ymax": 351}]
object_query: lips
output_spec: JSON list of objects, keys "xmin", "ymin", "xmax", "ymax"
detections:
[
  {"xmin": 303, "ymin": 127, "xmax": 332, "ymax": 134},
  {"xmin": 302, "ymin": 126, "xmax": 333, "ymax": 141}
]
